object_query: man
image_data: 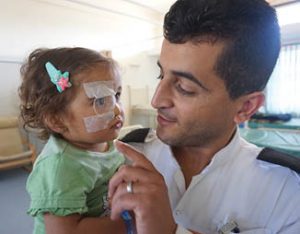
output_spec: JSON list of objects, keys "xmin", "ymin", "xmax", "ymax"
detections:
[{"xmin": 109, "ymin": 0, "xmax": 300, "ymax": 233}]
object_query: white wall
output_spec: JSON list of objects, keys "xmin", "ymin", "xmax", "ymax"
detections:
[
  {"xmin": 281, "ymin": 23, "xmax": 300, "ymax": 45},
  {"xmin": 0, "ymin": 0, "xmax": 164, "ymax": 118},
  {"xmin": 1, "ymin": 0, "xmax": 300, "ymax": 120},
  {"xmin": 118, "ymin": 52, "xmax": 160, "ymax": 125},
  {"xmin": 0, "ymin": 0, "xmax": 163, "ymax": 59},
  {"xmin": 0, "ymin": 61, "xmax": 22, "ymax": 116}
]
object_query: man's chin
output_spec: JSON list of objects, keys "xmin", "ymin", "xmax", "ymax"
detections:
[
  {"xmin": 156, "ymin": 127, "xmax": 167, "ymax": 141},
  {"xmin": 156, "ymin": 128, "xmax": 179, "ymax": 146}
]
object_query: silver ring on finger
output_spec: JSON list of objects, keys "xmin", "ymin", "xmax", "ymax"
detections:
[{"xmin": 126, "ymin": 181, "xmax": 133, "ymax": 194}]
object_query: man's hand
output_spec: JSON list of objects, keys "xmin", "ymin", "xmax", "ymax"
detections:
[{"xmin": 108, "ymin": 141, "xmax": 177, "ymax": 234}]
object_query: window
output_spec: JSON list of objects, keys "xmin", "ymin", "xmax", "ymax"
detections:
[
  {"xmin": 266, "ymin": 44, "xmax": 300, "ymax": 116},
  {"xmin": 264, "ymin": 2, "xmax": 300, "ymax": 116}
]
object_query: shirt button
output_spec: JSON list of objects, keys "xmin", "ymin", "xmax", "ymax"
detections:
[{"xmin": 175, "ymin": 210, "xmax": 181, "ymax": 215}]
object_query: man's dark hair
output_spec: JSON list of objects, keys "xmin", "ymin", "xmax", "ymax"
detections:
[{"xmin": 164, "ymin": 0, "xmax": 280, "ymax": 99}]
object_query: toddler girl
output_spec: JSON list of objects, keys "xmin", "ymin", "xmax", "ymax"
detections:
[{"xmin": 19, "ymin": 47, "xmax": 126, "ymax": 234}]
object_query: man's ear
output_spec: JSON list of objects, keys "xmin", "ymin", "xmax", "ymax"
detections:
[
  {"xmin": 234, "ymin": 92, "xmax": 265, "ymax": 124},
  {"xmin": 44, "ymin": 115, "xmax": 67, "ymax": 134}
]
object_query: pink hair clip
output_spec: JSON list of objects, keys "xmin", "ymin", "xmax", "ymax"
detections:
[{"xmin": 45, "ymin": 62, "xmax": 72, "ymax": 93}]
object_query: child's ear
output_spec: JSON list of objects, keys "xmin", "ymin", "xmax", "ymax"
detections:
[
  {"xmin": 44, "ymin": 115, "xmax": 67, "ymax": 134},
  {"xmin": 234, "ymin": 92, "xmax": 265, "ymax": 124}
]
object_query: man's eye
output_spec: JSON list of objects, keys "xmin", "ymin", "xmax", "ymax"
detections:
[{"xmin": 175, "ymin": 84, "xmax": 195, "ymax": 96}]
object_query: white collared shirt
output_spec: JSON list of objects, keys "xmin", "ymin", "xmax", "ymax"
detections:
[{"xmin": 131, "ymin": 129, "xmax": 300, "ymax": 234}]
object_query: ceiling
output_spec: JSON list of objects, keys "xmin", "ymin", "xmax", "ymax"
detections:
[
  {"xmin": 121, "ymin": 0, "xmax": 174, "ymax": 14},
  {"xmin": 0, "ymin": 0, "xmax": 299, "ymax": 61},
  {"xmin": 267, "ymin": 0, "xmax": 299, "ymax": 6},
  {"xmin": 126, "ymin": 0, "xmax": 298, "ymax": 13}
]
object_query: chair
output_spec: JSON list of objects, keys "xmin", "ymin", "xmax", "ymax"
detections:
[{"xmin": 0, "ymin": 116, "xmax": 36, "ymax": 171}]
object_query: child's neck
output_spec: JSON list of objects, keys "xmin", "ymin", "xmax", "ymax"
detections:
[
  {"xmin": 97, "ymin": 142, "xmax": 109, "ymax": 152},
  {"xmin": 71, "ymin": 141, "xmax": 109, "ymax": 152}
]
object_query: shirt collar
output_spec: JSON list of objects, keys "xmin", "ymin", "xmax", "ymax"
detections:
[
  {"xmin": 201, "ymin": 128, "xmax": 243, "ymax": 174},
  {"xmin": 160, "ymin": 128, "xmax": 244, "ymax": 174}
]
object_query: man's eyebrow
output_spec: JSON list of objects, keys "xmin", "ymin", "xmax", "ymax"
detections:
[{"xmin": 157, "ymin": 60, "xmax": 209, "ymax": 91}]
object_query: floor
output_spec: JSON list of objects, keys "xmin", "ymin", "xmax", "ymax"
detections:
[{"xmin": 0, "ymin": 168, "xmax": 34, "ymax": 234}]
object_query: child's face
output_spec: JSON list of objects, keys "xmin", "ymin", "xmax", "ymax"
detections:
[{"xmin": 59, "ymin": 64, "xmax": 124, "ymax": 150}]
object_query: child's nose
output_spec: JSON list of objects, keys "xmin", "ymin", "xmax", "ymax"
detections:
[{"xmin": 114, "ymin": 103, "xmax": 121, "ymax": 117}]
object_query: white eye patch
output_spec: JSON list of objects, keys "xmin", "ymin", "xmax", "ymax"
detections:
[{"xmin": 82, "ymin": 81, "xmax": 117, "ymax": 133}]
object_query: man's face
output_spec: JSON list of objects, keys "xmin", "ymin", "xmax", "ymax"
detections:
[{"xmin": 151, "ymin": 39, "xmax": 240, "ymax": 148}]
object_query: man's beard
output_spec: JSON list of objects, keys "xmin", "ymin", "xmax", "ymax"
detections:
[{"xmin": 156, "ymin": 123, "xmax": 217, "ymax": 148}]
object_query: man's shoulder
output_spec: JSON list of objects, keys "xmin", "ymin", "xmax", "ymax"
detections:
[
  {"xmin": 119, "ymin": 128, "xmax": 172, "ymax": 164},
  {"xmin": 238, "ymin": 134, "xmax": 300, "ymax": 175},
  {"xmin": 120, "ymin": 129, "xmax": 300, "ymax": 174},
  {"xmin": 120, "ymin": 128, "xmax": 152, "ymax": 143},
  {"xmin": 120, "ymin": 128, "xmax": 160, "ymax": 145},
  {"xmin": 256, "ymin": 147, "xmax": 300, "ymax": 174}
]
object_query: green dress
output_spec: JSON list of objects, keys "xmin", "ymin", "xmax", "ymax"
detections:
[{"xmin": 26, "ymin": 135, "xmax": 124, "ymax": 234}]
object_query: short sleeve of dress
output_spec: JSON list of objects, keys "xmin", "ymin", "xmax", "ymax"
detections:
[{"xmin": 27, "ymin": 153, "xmax": 93, "ymax": 217}]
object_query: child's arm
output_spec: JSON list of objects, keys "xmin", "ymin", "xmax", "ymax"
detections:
[{"xmin": 44, "ymin": 213, "xmax": 126, "ymax": 234}]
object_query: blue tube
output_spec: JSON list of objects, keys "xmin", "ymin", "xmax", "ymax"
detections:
[{"xmin": 121, "ymin": 210, "xmax": 136, "ymax": 234}]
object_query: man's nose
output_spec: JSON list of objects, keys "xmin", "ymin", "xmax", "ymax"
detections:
[{"xmin": 151, "ymin": 78, "xmax": 172, "ymax": 109}]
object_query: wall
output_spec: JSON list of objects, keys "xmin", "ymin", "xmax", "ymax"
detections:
[
  {"xmin": 0, "ymin": 61, "xmax": 22, "ymax": 116},
  {"xmin": 118, "ymin": 51, "xmax": 160, "ymax": 126},
  {"xmin": 1, "ymin": 0, "xmax": 300, "ymax": 120},
  {"xmin": 0, "ymin": 0, "xmax": 163, "ymax": 59},
  {"xmin": 0, "ymin": 0, "xmax": 164, "ymax": 119}
]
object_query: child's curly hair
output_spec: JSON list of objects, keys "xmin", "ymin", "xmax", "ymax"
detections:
[{"xmin": 19, "ymin": 47, "xmax": 116, "ymax": 140}]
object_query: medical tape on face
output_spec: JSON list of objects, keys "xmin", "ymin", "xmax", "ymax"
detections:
[
  {"xmin": 83, "ymin": 111, "xmax": 115, "ymax": 133},
  {"xmin": 83, "ymin": 81, "xmax": 115, "ymax": 99},
  {"xmin": 82, "ymin": 81, "xmax": 116, "ymax": 132}
]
